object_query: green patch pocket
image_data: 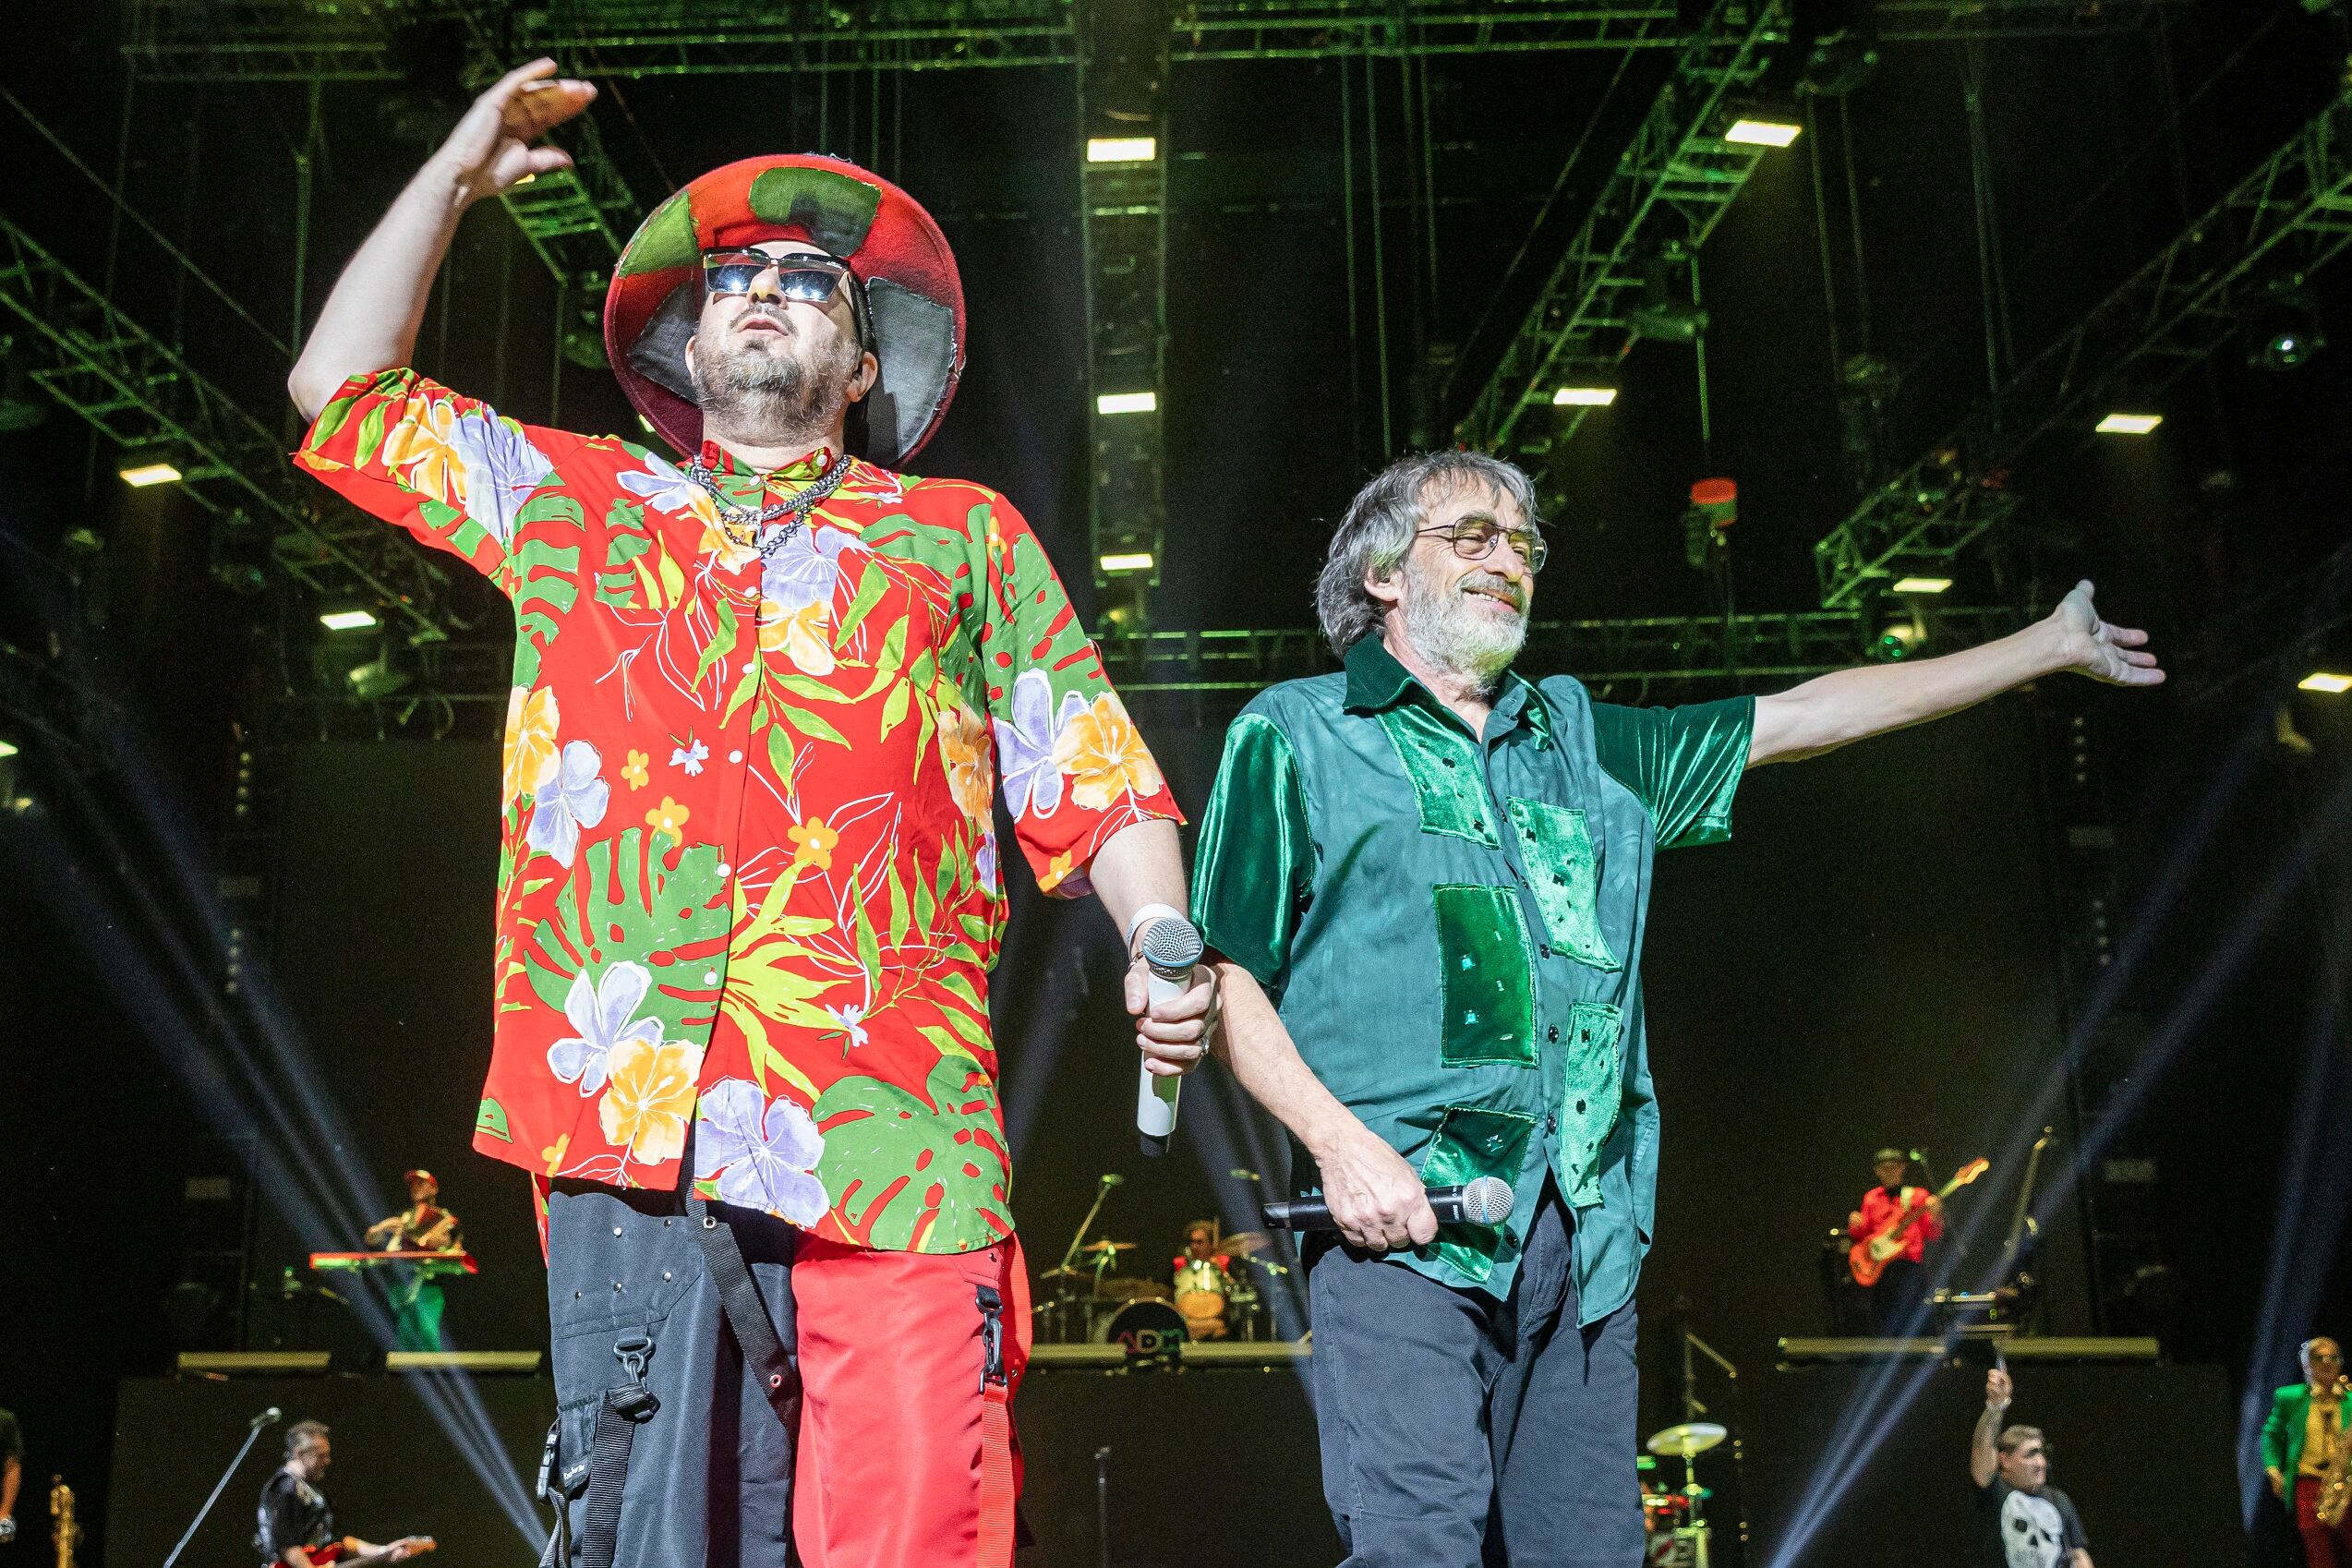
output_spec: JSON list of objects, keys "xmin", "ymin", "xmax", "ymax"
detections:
[
  {"xmin": 1557, "ymin": 1001, "xmax": 1624, "ymax": 1206},
  {"xmin": 1503, "ymin": 797, "xmax": 1620, "ymax": 972},
  {"xmin": 1435, "ymin": 884, "xmax": 1538, "ymax": 1067},
  {"xmin": 1418, "ymin": 1104, "xmax": 1538, "ymax": 1284}
]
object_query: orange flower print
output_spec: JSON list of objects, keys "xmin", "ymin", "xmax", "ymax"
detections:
[
  {"xmin": 938, "ymin": 700, "xmax": 995, "ymax": 822},
  {"xmin": 621, "ymin": 749, "xmax": 651, "ymax": 790},
  {"xmin": 645, "ymin": 796, "xmax": 692, "ymax": 843},
  {"xmin": 378, "ymin": 394, "xmax": 466, "ymax": 506},
  {"xmin": 540, "ymin": 1133, "xmax": 571, "ymax": 1176},
  {"xmin": 597, "ymin": 1037, "xmax": 698, "ymax": 1166},
  {"xmin": 789, "ymin": 815, "xmax": 838, "ymax": 871},
  {"xmin": 1046, "ymin": 849, "xmax": 1076, "ymax": 889},
  {"xmin": 759, "ymin": 597, "xmax": 838, "ymax": 676},
  {"xmin": 1051, "ymin": 692, "xmax": 1164, "ymax": 811},
  {"xmin": 697, "ymin": 515, "xmax": 760, "ymax": 573},
  {"xmin": 502, "ymin": 686, "xmax": 561, "ymax": 805}
]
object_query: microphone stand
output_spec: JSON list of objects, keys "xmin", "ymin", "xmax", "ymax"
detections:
[
  {"xmin": 1054, "ymin": 1176, "xmax": 1119, "ymax": 1281},
  {"xmin": 162, "ymin": 1416, "xmax": 273, "ymax": 1568}
]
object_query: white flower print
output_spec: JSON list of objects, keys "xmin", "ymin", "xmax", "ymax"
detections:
[
  {"xmin": 693, "ymin": 1080, "xmax": 829, "ymax": 1224},
  {"xmin": 671, "ymin": 737, "xmax": 709, "ymax": 777},
  {"xmin": 546, "ymin": 960, "xmax": 663, "ymax": 1097},
  {"xmin": 525, "ymin": 740, "xmax": 609, "ymax": 866}
]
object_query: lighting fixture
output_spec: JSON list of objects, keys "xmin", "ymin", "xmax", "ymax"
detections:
[
  {"xmin": 345, "ymin": 653, "xmax": 410, "ymax": 702},
  {"xmin": 1086, "ymin": 137, "xmax": 1157, "ymax": 164},
  {"xmin": 319, "ymin": 609, "xmax": 380, "ymax": 632},
  {"xmin": 119, "ymin": 459, "xmax": 185, "ymax": 487},
  {"xmin": 2094, "ymin": 412, "xmax": 2162, "ymax": 436},
  {"xmin": 1552, "ymin": 385, "xmax": 1618, "ymax": 407},
  {"xmin": 1890, "ymin": 576, "xmax": 1952, "ymax": 595},
  {"xmin": 2247, "ymin": 278, "xmax": 2326, "ymax": 372},
  {"xmin": 1096, "ymin": 391, "xmax": 1157, "ymax": 416},
  {"xmin": 2298, "ymin": 672, "xmax": 2352, "ymax": 694},
  {"xmin": 1099, "ymin": 552, "xmax": 1155, "ymax": 574},
  {"xmin": 0, "ymin": 739, "xmax": 17, "ymax": 759},
  {"xmin": 1724, "ymin": 117, "xmax": 1803, "ymax": 148}
]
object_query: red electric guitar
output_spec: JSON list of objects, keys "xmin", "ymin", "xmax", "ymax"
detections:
[
  {"xmin": 300, "ymin": 1538, "xmax": 436, "ymax": 1567},
  {"xmin": 1847, "ymin": 1157, "xmax": 1988, "ymax": 1287}
]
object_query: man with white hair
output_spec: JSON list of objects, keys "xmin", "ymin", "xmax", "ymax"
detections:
[{"xmin": 1189, "ymin": 450, "xmax": 2160, "ymax": 1564}]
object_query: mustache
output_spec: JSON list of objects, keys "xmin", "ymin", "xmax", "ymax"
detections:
[{"xmin": 1455, "ymin": 572, "xmax": 1527, "ymax": 613}]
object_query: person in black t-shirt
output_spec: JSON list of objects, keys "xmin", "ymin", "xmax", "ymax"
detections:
[
  {"xmin": 1969, "ymin": 1368, "xmax": 2093, "ymax": 1568},
  {"xmin": 255, "ymin": 1421, "xmax": 429, "ymax": 1568}
]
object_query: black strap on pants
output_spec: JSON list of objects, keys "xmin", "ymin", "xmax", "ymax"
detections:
[{"xmin": 684, "ymin": 1194, "xmax": 800, "ymax": 1424}]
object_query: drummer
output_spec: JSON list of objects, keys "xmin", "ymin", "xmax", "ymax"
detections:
[{"xmin": 1173, "ymin": 1221, "xmax": 1236, "ymax": 1341}]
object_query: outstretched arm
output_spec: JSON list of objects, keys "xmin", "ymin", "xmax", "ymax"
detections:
[
  {"xmin": 1212, "ymin": 962, "xmax": 1438, "ymax": 1253},
  {"xmin": 288, "ymin": 60, "xmax": 595, "ymax": 417},
  {"xmin": 1749, "ymin": 582, "xmax": 2161, "ymax": 767},
  {"xmin": 1971, "ymin": 1367, "xmax": 2012, "ymax": 1488}
]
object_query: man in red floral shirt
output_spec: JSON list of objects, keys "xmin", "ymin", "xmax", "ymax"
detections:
[{"xmin": 288, "ymin": 59, "xmax": 1216, "ymax": 1568}]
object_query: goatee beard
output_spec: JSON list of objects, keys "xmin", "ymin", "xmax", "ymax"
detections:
[
  {"xmin": 1400, "ymin": 562, "xmax": 1527, "ymax": 693},
  {"xmin": 694, "ymin": 323, "xmax": 861, "ymax": 449}
]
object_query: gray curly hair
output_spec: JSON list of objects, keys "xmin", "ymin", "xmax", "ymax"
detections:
[{"xmin": 1314, "ymin": 451, "xmax": 1542, "ymax": 657}]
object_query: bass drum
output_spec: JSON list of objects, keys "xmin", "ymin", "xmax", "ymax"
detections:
[{"xmin": 1099, "ymin": 1299, "xmax": 1188, "ymax": 1360}]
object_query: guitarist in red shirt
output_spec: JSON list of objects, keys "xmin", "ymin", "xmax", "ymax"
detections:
[{"xmin": 1848, "ymin": 1147, "xmax": 1947, "ymax": 1333}]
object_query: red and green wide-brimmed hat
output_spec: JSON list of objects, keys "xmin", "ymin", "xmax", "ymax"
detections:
[{"xmin": 603, "ymin": 153, "xmax": 965, "ymax": 468}]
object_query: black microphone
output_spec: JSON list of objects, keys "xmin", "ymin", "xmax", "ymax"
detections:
[
  {"xmin": 250, "ymin": 1405, "xmax": 283, "ymax": 1430},
  {"xmin": 1263, "ymin": 1177, "xmax": 1514, "ymax": 1231}
]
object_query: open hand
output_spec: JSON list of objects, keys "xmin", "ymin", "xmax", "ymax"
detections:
[
  {"xmin": 2051, "ymin": 581, "xmax": 2164, "ymax": 688},
  {"xmin": 1123, "ymin": 953, "xmax": 1218, "ymax": 1079},
  {"xmin": 433, "ymin": 59, "xmax": 597, "ymax": 206},
  {"xmin": 1314, "ymin": 1128, "xmax": 1439, "ymax": 1253}
]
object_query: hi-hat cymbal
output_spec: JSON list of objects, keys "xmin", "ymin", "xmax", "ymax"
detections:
[
  {"xmin": 1080, "ymin": 1238, "xmax": 1136, "ymax": 1253},
  {"xmin": 1216, "ymin": 1230, "xmax": 1274, "ymax": 1257},
  {"xmin": 1645, "ymin": 1422, "xmax": 1728, "ymax": 1458}
]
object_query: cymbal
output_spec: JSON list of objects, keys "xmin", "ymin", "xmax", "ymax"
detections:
[
  {"xmin": 1080, "ymin": 1238, "xmax": 1136, "ymax": 1253},
  {"xmin": 1645, "ymin": 1422, "xmax": 1728, "ymax": 1458},
  {"xmin": 1095, "ymin": 1277, "xmax": 1171, "ymax": 1302},
  {"xmin": 1216, "ymin": 1230, "xmax": 1274, "ymax": 1257}
]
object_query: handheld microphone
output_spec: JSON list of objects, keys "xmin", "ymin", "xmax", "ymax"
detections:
[
  {"xmin": 1263, "ymin": 1177, "xmax": 1515, "ymax": 1231},
  {"xmin": 1134, "ymin": 915, "xmax": 1204, "ymax": 1158},
  {"xmin": 250, "ymin": 1405, "xmax": 283, "ymax": 1430}
]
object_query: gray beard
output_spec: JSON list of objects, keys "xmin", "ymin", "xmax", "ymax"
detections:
[
  {"xmin": 1400, "ymin": 562, "xmax": 1528, "ymax": 693},
  {"xmin": 693, "ymin": 324, "xmax": 861, "ymax": 447}
]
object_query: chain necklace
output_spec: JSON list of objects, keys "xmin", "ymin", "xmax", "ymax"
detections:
[{"xmin": 689, "ymin": 450, "xmax": 852, "ymax": 561}]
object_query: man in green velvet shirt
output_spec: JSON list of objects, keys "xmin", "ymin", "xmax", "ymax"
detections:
[{"xmin": 1188, "ymin": 451, "xmax": 2163, "ymax": 1566}]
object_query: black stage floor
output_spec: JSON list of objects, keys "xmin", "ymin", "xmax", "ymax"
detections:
[{"xmin": 107, "ymin": 1348, "xmax": 2237, "ymax": 1567}]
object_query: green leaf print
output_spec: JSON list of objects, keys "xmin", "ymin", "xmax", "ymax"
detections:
[
  {"xmin": 475, "ymin": 1098, "xmax": 512, "ymax": 1142},
  {"xmin": 814, "ymin": 1055, "xmax": 1011, "ymax": 1251},
  {"xmin": 833, "ymin": 564, "xmax": 890, "ymax": 648},
  {"xmin": 525, "ymin": 826, "xmax": 729, "ymax": 1042},
  {"xmin": 773, "ymin": 700, "xmax": 850, "ymax": 748}
]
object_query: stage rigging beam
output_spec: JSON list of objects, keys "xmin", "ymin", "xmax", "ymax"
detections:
[
  {"xmin": 1451, "ymin": 0, "xmax": 1791, "ymax": 461},
  {"xmin": 1811, "ymin": 83, "xmax": 2352, "ymax": 609},
  {"xmin": 1079, "ymin": 0, "xmax": 1171, "ymax": 626},
  {"xmin": 0, "ymin": 214, "xmax": 464, "ymax": 644},
  {"xmin": 1871, "ymin": 0, "xmax": 2189, "ymax": 42}
]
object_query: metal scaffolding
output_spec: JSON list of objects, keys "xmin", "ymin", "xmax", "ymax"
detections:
[
  {"xmin": 1450, "ymin": 0, "xmax": 1791, "ymax": 460},
  {"xmin": 0, "ymin": 214, "xmax": 469, "ymax": 643},
  {"xmin": 1813, "ymin": 85, "xmax": 2352, "ymax": 609}
]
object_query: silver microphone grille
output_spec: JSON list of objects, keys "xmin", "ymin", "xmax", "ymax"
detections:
[
  {"xmin": 1460, "ymin": 1176, "xmax": 1515, "ymax": 1226},
  {"xmin": 1140, "ymin": 916, "xmax": 1205, "ymax": 971}
]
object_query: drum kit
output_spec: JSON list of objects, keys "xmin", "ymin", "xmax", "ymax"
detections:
[
  {"xmin": 1640, "ymin": 1420, "xmax": 1726, "ymax": 1568},
  {"xmin": 1035, "ymin": 1178, "xmax": 1290, "ymax": 1349}
]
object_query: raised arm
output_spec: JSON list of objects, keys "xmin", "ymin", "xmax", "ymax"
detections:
[
  {"xmin": 1212, "ymin": 963, "xmax": 1438, "ymax": 1252},
  {"xmin": 1971, "ymin": 1366, "xmax": 2012, "ymax": 1488},
  {"xmin": 287, "ymin": 60, "xmax": 595, "ymax": 417},
  {"xmin": 1748, "ymin": 582, "xmax": 2161, "ymax": 767}
]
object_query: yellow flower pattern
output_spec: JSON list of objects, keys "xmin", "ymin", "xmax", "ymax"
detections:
[
  {"xmin": 1052, "ymin": 692, "xmax": 1165, "ymax": 812},
  {"xmin": 598, "ymin": 1038, "xmax": 698, "ymax": 1166},
  {"xmin": 760, "ymin": 597, "xmax": 838, "ymax": 676},
  {"xmin": 789, "ymin": 816, "xmax": 838, "ymax": 871},
  {"xmin": 645, "ymin": 795, "xmax": 691, "ymax": 842},
  {"xmin": 938, "ymin": 701, "xmax": 994, "ymax": 822},
  {"xmin": 503, "ymin": 687, "xmax": 561, "ymax": 805},
  {"xmin": 622, "ymin": 749, "xmax": 650, "ymax": 790},
  {"xmin": 378, "ymin": 395, "xmax": 466, "ymax": 507}
]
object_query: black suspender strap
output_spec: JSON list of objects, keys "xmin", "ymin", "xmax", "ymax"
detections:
[{"xmin": 683, "ymin": 1195, "xmax": 799, "ymax": 1423}]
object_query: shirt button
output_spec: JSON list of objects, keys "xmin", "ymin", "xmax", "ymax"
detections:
[
  {"xmin": 1547, "ymin": 1025, "xmax": 1561, "ymax": 1043},
  {"xmin": 704, "ymin": 971, "xmax": 720, "ymax": 985},
  {"xmin": 1544, "ymin": 1113, "xmax": 1559, "ymax": 1135},
  {"xmin": 729, "ymin": 750, "xmax": 743, "ymax": 764},
  {"xmin": 1538, "ymin": 944, "xmax": 1553, "ymax": 959},
  {"xmin": 717, "ymin": 863, "xmax": 731, "ymax": 878}
]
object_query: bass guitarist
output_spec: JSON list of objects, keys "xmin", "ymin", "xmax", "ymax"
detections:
[
  {"xmin": 1848, "ymin": 1147, "xmax": 1945, "ymax": 1334},
  {"xmin": 256, "ymin": 1422, "xmax": 431, "ymax": 1568}
]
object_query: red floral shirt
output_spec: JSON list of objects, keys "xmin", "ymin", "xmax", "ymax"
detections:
[
  {"xmin": 1855, "ymin": 1185, "xmax": 1943, "ymax": 1265},
  {"xmin": 296, "ymin": 368, "xmax": 1180, "ymax": 1253}
]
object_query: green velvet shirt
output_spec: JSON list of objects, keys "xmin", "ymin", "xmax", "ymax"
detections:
[{"xmin": 1190, "ymin": 636, "xmax": 1754, "ymax": 1317}]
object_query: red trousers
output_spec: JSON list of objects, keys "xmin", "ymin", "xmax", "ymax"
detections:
[
  {"xmin": 2298, "ymin": 1475, "xmax": 2352, "ymax": 1568},
  {"xmin": 791, "ymin": 1233, "xmax": 1032, "ymax": 1568}
]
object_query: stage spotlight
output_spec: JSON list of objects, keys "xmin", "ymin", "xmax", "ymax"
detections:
[
  {"xmin": 1871, "ymin": 615, "xmax": 1925, "ymax": 662},
  {"xmin": 2095, "ymin": 412, "xmax": 2162, "ymax": 435},
  {"xmin": 0, "ymin": 738, "xmax": 18, "ymax": 759},
  {"xmin": 119, "ymin": 455, "xmax": 185, "ymax": 487},
  {"xmin": 1628, "ymin": 250, "xmax": 1707, "ymax": 345},
  {"xmin": 1724, "ymin": 115, "xmax": 1803, "ymax": 148},
  {"xmin": 319, "ymin": 608, "xmax": 380, "ymax": 633},
  {"xmin": 1096, "ymin": 391, "xmax": 1157, "ymax": 415},
  {"xmin": 1099, "ymin": 551, "xmax": 1155, "ymax": 574},
  {"xmin": 1086, "ymin": 137, "xmax": 1156, "ymax": 163},
  {"xmin": 1891, "ymin": 575, "xmax": 1952, "ymax": 595},
  {"xmin": 346, "ymin": 650, "xmax": 410, "ymax": 702},
  {"xmin": 1552, "ymin": 384, "xmax": 1617, "ymax": 406},
  {"xmin": 2246, "ymin": 277, "xmax": 2325, "ymax": 371},
  {"xmin": 1798, "ymin": 27, "xmax": 1879, "ymax": 97},
  {"xmin": 2299, "ymin": 671, "xmax": 2352, "ymax": 694}
]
